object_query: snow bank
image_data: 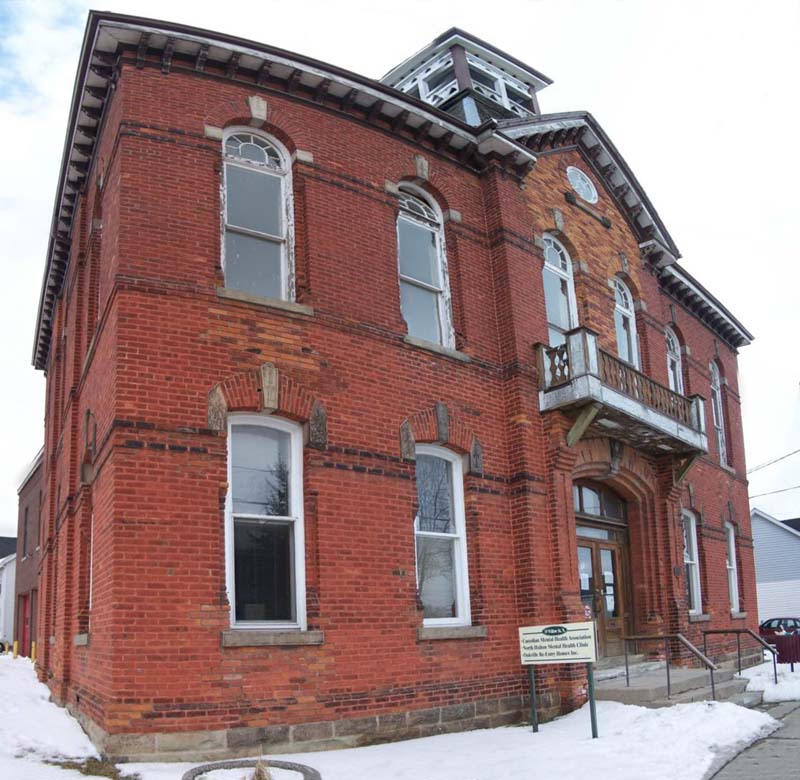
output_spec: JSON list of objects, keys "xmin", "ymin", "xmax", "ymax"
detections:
[
  {"xmin": 0, "ymin": 656, "xmax": 779, "ymax": 780},
  {"xmin": 129, "ymin": 701, "xmax": 778, "ymax": 780},
  {"xmin": 0, "ymin": 655, "xmax": 97, "ymax": 779},
  {"xmin": 740, "ymin": 659, "xmax": 800, "ymax": 702}
]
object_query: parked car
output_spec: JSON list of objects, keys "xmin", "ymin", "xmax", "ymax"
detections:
[{"xmin": 759, "ymin": 617, "xmax": 800, "ymax": 643}]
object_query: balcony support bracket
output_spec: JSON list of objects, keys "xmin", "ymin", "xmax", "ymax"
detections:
[
  {"xmin": 674, "ymin": 453, "xmax": 700, "ymax": 485},
  {"xmin": 566, "ymin": 402, "xmax": 603, "ymax": 447}
]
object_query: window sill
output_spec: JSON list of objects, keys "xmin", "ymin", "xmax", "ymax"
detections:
[
  {"xmin": 731, "ymin": 611, "xmax": 748, "ymax": 620},
  {"xmin": 417, "ymin": 625, "xmax": 487, "ymax": 641},
  {"xmin": 73, "ymin": 633, "xmax": 90, "ymax": 647},
  {"xmin": 221, "ymin": 629, "xmax": 324, "ymax": 647},
  {"xmin": 215, "ymin": 287, "xmax": 314, "ymax": 317},
  {"xmin": 688, "ymin": 613, "xmax": 710, "ymax": 623},
  {"xmin": 403, "ymin": 335, "xmax": 471, "ymax": 363}
]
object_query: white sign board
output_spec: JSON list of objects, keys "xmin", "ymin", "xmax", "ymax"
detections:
[{"xmin": 519, "ymin": 621, "xmax": 597, "ymax": 665}]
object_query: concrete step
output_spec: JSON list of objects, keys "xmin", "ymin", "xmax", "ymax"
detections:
[
  {"xmin": 595, "ymin": 653, "xmax": 645, "ymax": 671},
  {"xmin": 595, "ymin": 666, "xmax": 735, "ymax": 705},
  {"xmin": 643, "ymin": 678, "xmax": 753, "ymax": 707}
]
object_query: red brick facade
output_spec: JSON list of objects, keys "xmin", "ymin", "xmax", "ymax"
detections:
[
  {"xmin": 14, "ymin": 451, "xmax": 42, "ymax": 657},
  {"xmin": 33, "ymin": 17, "xmax": 756, "ymax": 761}
]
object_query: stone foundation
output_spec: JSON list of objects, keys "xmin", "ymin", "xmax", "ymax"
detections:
[{"xmin": 69, "ymin": 692, "xmax": 560, "ymax": 763}]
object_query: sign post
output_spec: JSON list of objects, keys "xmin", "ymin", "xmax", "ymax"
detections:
[{"xmin": 518, "ymin": 621, "xmax": 599, "ymax": 739}]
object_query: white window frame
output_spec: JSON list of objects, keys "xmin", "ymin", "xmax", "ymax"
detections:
[
  {"xmin": 725, "ymin": 522, "xmax": 740, "ymax": 613},
  {"xmin": 682, "ymin": 511, "xmax": 702, "ymax": 615},
  {"xmin": 413, "ymin": 444, "xmax": 471, "ymax": 627},
  {"xmin": 665, "ymin": 327, "xmax": 684, "ymax": 395},
  {"xmin": 541, "ymin": 234, "xmax": 579, "ymax": 347},
  {"xmin": 614, "ymin": 277, "xmax": 640, "ymax": 368},
  {"xmin": 221, "ymin": 128, "xmax": 295, "ymax": 301},
  {"xmin": 709, "ymin": 362, "xmax": 728, "ymax": 465},
  {"xmin": 225, "ymin": 414, "xmax": 306, "ymax": 631},
  {"xmin": 396, "ymin": 186, "xmax": 455, "ymax": 348}
]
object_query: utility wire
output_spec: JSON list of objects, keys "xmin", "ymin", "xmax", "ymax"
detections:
[
  {"xmin": 750, "ymin": 484, "xmax": 800, "ymax": 500},
  {"xmin": 747, "ymin": 447, "xmax": 800, "ymax": 475}
]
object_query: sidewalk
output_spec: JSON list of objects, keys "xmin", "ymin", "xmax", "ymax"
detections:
[{"xmin": 712, "ymin": 701, "xmax": 800, "ymax": 779}]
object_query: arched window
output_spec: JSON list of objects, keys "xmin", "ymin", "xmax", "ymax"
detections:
[
  {"xmin": 396, "ymin": 188, "xmax": 453, "ymax": 347},
  {"xmin": 226, "ymin": 415, "xmax": 306, "ymax": 629},
  {"xmin": 682, "ymin": 511, "xmax": 702, "ymax": 614},
  {"xmin": 665, "ymin": 327, "xmax": 684, "ymax": 394},
  {"xmin": 222, "ymin": 130, "xmax": 292, "ymax": 300},
  {"xmin": 542, "ymin": 235, "xmax": 578, "ymax": 346},
  {"xmin": 709, "ymin": 362, "xmax": 728, "ymax": 465},
  {"xmin": 413, "ymin": 445, "xmax": 470, "ymax": 625},
  {"xmin": 613, "ymin": 278, "xmax": 639, "ymax": 367}
]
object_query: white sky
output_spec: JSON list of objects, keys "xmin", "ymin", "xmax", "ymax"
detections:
[{"xmin": 1, "ymin": 0, "xmax": 798, "ymax": 538}]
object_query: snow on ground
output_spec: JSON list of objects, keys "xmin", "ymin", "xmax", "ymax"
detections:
[
  {"xmin": 739, "ymin": 659, "xmax": 800, "ymax": 702},
  {"xmin": 129, "ymin": 702, "xmax": 778, "ymax": 780},
  {"xmin": 0, "ymin": 654, "xmax": 98, "ymax": 780},
  {"xmin": 0, "ymin": 655, "xmax": 780, "ymax": 780}
]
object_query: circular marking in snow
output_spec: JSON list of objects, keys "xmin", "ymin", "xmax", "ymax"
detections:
[{"xmin": 181, "ymin": 758, "xmax": 321, "ymax": 780}]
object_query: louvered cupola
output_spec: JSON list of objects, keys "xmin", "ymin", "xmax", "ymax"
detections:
[{"xmin": 382, "ymin": 28, "xmax": 552, "ymax": 126}]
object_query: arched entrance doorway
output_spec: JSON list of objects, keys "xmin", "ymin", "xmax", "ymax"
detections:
[{"xmin": 574, "ymin": 481, "xmax": 632, "ymax": 658}]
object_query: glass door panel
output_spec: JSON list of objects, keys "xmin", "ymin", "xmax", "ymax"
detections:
[{"xmin": 578, "ymin": 545, "xmax": 595, "ymax": 619}]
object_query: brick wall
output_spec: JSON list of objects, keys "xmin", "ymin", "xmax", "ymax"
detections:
[{"xmin": 34, "ymin": 60, "xmax": 756, "ymax": 758}]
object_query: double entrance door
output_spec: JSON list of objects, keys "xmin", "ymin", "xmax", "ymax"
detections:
[{"xmin": 577, "ymin": 527, "xmax": 630, "ymax": 658}]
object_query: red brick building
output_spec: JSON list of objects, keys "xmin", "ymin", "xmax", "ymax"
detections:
[
  {"xmin": 32, "ymin": 13, "xmax": 756, "ymax": 761},
  {"xmin": 15, "ymin": 449, "xmax": 43, "ymax": 657}
]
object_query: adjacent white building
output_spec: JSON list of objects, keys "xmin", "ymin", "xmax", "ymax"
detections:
[
  {"xmin": 751, "ymin": 508, "xmax": 800, "ymax": 622},
  {"xmin": 0, "ymin": 552, "xmax": 16, "ymax": 646}
]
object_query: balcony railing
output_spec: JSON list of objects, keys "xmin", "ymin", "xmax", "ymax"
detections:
[{"xmin": 538, "ymin": 328, "xmax": 707, "ymax": 454}]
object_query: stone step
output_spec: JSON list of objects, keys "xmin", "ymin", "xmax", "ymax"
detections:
[{"xmin": 595, "ymin": 666, "xmax": 735, "ymax": 705}]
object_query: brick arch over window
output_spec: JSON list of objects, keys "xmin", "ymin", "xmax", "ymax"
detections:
[
  {"xmin": 399, "ymin": 402, "xmax": 483, "ymax": 476},
  {"xmin": 207, "ymin": 363, "xmax": 327, "ymax": 448},
  {"xmin": 572, "ymin": 437, "xmax": 679, "ymax": 631}
]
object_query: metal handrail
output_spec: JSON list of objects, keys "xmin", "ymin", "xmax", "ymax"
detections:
[
  {"xmin": 702, "ymin": 628, "xmax": 778, "ymax": 684},
  {"xmin": 623, "ymin": 633, "xmax": 718, "ymax": 700}
]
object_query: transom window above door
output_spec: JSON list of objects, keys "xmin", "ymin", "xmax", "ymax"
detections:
[{"xmin": 573, "ymin": 481, "xmax": 626, "ymax": 523}]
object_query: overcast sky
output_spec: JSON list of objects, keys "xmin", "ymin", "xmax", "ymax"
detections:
[{"xmin": 1, "ymin": 0, "xmax": 798, "ymax": 538}]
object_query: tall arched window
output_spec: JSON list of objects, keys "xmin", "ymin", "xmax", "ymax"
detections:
[
  {"xmin": 725, "ymin": 522, "xmax": 740, "ymax": 613},
  {"xmin": 542, "ymin": 235, "xmax": 578, "ymax": 346},
  {"xmin": 396, "ymin": 188, "xmax": 453, "ymax": 347},
  {"xmin": 709, "ymin": 362, "xmax": 728, "ymax": 465},
  {"xmin": 665, "ymin": 327, "xmax": 684, "ymax": 394},
  {"xmin": 613, "ymin": 278, "xmax": 639, "ymax": 367},
  {"xmin": 222, "ymin": 130, "xmax": 293, "ymax": 300}
]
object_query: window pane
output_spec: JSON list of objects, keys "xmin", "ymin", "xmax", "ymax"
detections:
[
  {"xmin": 398, "ymin": 219, "xmax": 438, "ymax": 285},
  {"xmin": 615, "ymin": 310, "xmax": 634, "ymax": 363},
  {"xmin": 234, "ymin": 519, "xmax": 293, "ymax": 621},
  {"xmin": 415, "ymin": 455, "xmax": 454, "ymax": 533},
  {"xmin": 226, "ymin": 164, "xmax": 282, "ymax": 236},
  {"xmin": 603, "ymin": 491, "xmax": 625, "ymax": 521},
  {"xmin": 580, "ymin": 486, "xmax": 601, "ymax": 516},
  {"xmin": 468, "ymin": 66, "xmax": 496, "ymax": 91},
  {"xmin": 426, "ymin": 65, "xmax": 456, "ymax": 91},
  {"xmin": 600, "ymin": 548, "xmax": 619, "ymax": 617},
  {"xmin": 400, "ymin": 281, "xmax": 441, "ymax": 344},
  {"xmin": 232, "ymin": 425, "xmax": 290, "ymax": 516},
  {"xmin": 578, "ymin": 546, "xmax": 594, "ymax": 617},
  {"xmin": 225, "ymin": 232, "xmax": 283, "ymax": 299},
  {"xmin": 576, "ymin": 525, "xmax": 612, "ymax": 541},
  {"xmin": 543, "ymin": 268, "xmax": 572, "ymax": 332},
  {"xmin": 416, "ymin": 536, "xmax": 456, "ymax": 619}
]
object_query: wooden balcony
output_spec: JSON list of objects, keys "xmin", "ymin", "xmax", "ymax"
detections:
[{"xmin": 537, "ymin": 328, "xmax": 707, "ymax": 456}]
